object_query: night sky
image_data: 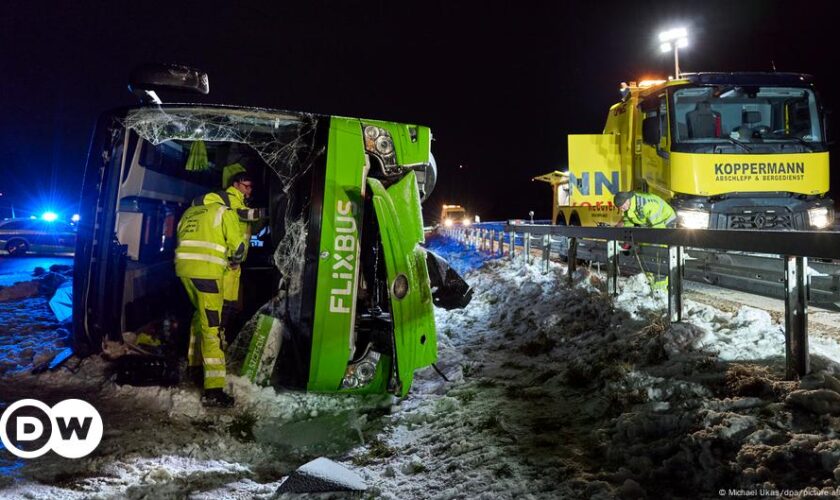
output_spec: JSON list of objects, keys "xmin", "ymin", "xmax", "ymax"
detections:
[{"xmin": 2, "ymin": 0, "xmax": 838, "ymax": 222}]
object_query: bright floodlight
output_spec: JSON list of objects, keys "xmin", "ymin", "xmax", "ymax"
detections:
[
  {"xmin": 658, "ymin": 27, "xmax": 689, "ymax": 78},
  {"xmin": 41, "ymin": 211, "xmax": 58, "ymax": 222},
  {"xmin": 71, "ymin": 214, "xmax": 80, "ymax": 222},
  {"xmin": 659, "ymin": 27, "xmax": 688, "ymax": 42}
]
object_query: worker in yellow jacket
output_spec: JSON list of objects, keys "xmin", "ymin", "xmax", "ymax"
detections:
[
  {"xmin": 176, "ymin": 188, "xmax": 248, "ymax": 407},
  {"xmin": 192, "ymin": 170, "xmax": 265, "ymax": 330},
  {"xmin": 614, "ymin": 191, "xmax": 675, "ymax": 290},
  {"xmin": 614, "ymin": 191, "xmax": 676, "ymax": 228}
]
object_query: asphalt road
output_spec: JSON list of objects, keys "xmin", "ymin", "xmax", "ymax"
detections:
[{"xmin": 0, "ymin": 255, "xmax": 74, "ymax": 287}]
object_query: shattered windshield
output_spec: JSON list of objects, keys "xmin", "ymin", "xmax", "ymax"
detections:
[
  {"xmin": 672, "ymin": 86, "xmax": 822, "ymax": 144},
  {"xmin": 123, "ymin": 106, "xmax": 320, "ymax": 185}
]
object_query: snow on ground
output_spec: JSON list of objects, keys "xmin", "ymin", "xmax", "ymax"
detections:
[
  {"xmin": 347, "ymin": 240, "xmax": 840, "ymax": 499},
  {"xmin": 3, "ymin": 241, "xmax": 840, "ymax": 498}
]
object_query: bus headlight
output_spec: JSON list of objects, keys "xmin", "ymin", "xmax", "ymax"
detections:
[
  {"xmin": 677, "ymin": 209, "xmax": 710, "ymax": 229},
  {"xmin": 362, "ymin": 124, "xmax": 399, "ymax": 175},
  {"xmin": 341, "ymin": 348, "xmax": 382, "ymax": 389},
  {"xmin": 444, "ymin": 218, "xmax": 454, "ymax": 227},
  {"xmin": 808, "ymin": 207, "xmax": 832, "ymax": 229}
]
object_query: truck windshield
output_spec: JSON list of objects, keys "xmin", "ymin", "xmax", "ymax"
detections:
[{"xmin": 672, "ymin": 86, "xmax": 822, "ymax": 145}]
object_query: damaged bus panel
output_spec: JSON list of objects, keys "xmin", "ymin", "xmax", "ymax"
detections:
[{"xmin": 73, "ymin": 95, "xmax": 461, "ymax": 396}]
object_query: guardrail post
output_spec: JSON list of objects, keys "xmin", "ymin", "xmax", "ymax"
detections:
[
  {"xmin": 606, "ymin": 240, "xmax": 619, "ymax": 296},
  {"xmin": 784, "ymin": 256, "xmax": 809, "ymax": 379},
  {"xmin": 523, "ymin": 232, "xmax": 531, "ymax": 264},
  {"xmin": 567, "ymin": 237, "xmax": 577, "ymax": 285},
  {"xmin": 543, "ymin": 235, "xmax": 551, "ymax": 273},
  {"xmin": 499, "ymin": 230, "xmax": 505, "ymax": 257},
  {"xmin": 668, "ymin": 246, "xmax": 684, "ymax": 322},
  {"xmin": 509, "ymin": 230, "xmax": 516, "ymax": 260}
]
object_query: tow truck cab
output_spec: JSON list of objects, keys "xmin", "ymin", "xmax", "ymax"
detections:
[
  {"xmin": 549, "ymin": 73, "xmax": 834, "ymax": 230},
  {"xmin": 72, "ymin": 67, "xmax": 442, "ymax": 396}
]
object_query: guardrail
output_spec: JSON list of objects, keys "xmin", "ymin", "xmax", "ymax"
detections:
[{"xmin": 437, "ymin": 223, "xmax": 840, "ymax": 380}]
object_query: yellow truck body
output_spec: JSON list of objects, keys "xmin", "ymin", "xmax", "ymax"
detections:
[{"xmin": 537, "ymin": 73, "xmax": 833, "ymax": 229}]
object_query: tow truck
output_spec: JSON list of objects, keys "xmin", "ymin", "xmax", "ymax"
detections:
[
  {"xmin": 439, "ymin": 204, "xmax": 474, "ymax": 228},
  {"xmin": 72, "ymin": 64, "xmax": 470, "ymax": 396},
  {"xmin": 536, "ymin": 73, "xmax": 834, "ymax": 229}
]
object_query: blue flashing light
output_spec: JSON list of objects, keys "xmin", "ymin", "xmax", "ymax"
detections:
[
  {"xmin": 71, "ymin": 214, "xmax": 80, "ymax": 222},
  {"xmin": 41, "ymin": 212, "xmax": 58, "ymax": 222}
]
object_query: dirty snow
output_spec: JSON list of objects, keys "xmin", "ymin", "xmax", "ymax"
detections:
[{"xmin": 3, "ymin": 240, "xmax": 840, "ymax": 498}]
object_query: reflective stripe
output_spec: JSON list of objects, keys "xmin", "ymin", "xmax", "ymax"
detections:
[
  {"xmin": 237, "ymin": 208, "xmax": 259, "ymax": 221},
  {"xmin": 204, "ymin": 370, "xmax": 226, "ymax": 378},
  {"xmin": 175, "ymin": 253, "xmax": 228, "ymax": 267},
  {"xmin": 214, "ymin": 206, "xmax": 226, "ymax": 227},
  {"xmin": 204, "ymin": 357, "xmax": 225, "ymax": 366},
  {"xmin": 180, "ymin": 240, "xmax": 226, "ymax": 254},
  {"xmin": 649, "ymin": 201, "xmax": 664, "ymax": 224}
]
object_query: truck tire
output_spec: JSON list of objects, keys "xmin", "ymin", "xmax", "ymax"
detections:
[
  {"xmin": 5, "ymin": 238, "xmax": 29, "ymax": 257},
  {"xmin": 569, "ymin": 214, "xmax": 581, "ymax": 226}
]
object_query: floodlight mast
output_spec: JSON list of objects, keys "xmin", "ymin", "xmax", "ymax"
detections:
[{"xmin": 659, "ymin": 27, "xmax": 688, "ymax": 78}]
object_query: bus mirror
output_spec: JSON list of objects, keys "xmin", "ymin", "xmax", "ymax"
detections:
[{"xmin": 128, "ymin": 64, "xmax": 209, "ymax": 102}]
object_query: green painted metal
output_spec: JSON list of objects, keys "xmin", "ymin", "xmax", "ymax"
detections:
[
  {"xmin": 368, "ymin": 173, "xmax": 437, "ymax": 396},
  {"xmin": 307, "ymin": 116, "xmax": 368, "ymax": 392},
  {"xmin": 361, "ymin": 119, "xmax": 432, "ymax": 168}
]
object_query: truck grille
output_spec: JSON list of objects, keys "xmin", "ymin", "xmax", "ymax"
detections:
[{"xmin": 727, "ymin": 209, "xmax": 793, "ymax": 230}]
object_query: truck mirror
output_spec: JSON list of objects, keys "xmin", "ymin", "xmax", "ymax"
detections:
[
  {"xmin": 642, "ymin": 116, "xmax": 660, "ymax": 145},
  {"xmin": 824, "ymin": 109, "xmax": 835, "ymax": 146}
]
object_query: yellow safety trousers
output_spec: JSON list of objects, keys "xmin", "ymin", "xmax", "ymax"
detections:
[{"xmin": 181, "ymin": 277, "xmax": 227, "ymax": 390}]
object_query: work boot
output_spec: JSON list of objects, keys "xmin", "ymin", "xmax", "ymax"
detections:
[{"xmin": 201, "ymin": 388, "xmax": 235, "ymax": 408}]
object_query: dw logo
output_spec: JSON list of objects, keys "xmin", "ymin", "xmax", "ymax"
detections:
[{"xmin": 0, "ymin": 399, "xmax": 103, "ymax": 459}]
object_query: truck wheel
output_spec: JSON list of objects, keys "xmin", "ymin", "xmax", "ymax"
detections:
[
  {"xmin": 556, "ymin": 215, "xmax": 567, "ymax": 226},
  {"xmin": 569, "ymin": 215, "xmax": 581, "ymax": 226},
  {"xmin": 5, "ymin": 239, "xmax": 29, "ymax": 257}
]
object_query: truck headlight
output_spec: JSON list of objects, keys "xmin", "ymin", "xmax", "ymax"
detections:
[
  {"xmin": 462, "ymin": 219, "xmax": 471, "ymax": 227},
  {"xmin": 677, "ymin": 209, "xmax": 710, "ymax": 229},
  {"xmin": 808, "ymin": 207, "xmax": 832, "ymax": 229},
  {"xmin": 444, "ymin": 218, "xmax": 454, "ymax": 227}
]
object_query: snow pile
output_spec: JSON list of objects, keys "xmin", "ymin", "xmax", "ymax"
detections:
[{"xmin": 346, "ymin": 243, "xmax": 840, "ymax": 498}]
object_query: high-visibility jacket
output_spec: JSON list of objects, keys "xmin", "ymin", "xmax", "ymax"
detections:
[
  {"xmin": 622, "ymin": 192, "xmax": 676, "ymax": 228},
  {"xmin": 175, "ymin": 200, "xmax": 247, "ymax": 279},
  {"xmin": 193, "ymin": 186, "xmax": 265, "ymax": 257}
]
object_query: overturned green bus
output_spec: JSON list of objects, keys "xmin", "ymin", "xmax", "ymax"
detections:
[{"xmin": 73, "ymin": 65, "xmax": 469, "ymax": 396}]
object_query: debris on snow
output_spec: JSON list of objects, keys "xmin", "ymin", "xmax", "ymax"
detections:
[{"xmin": 276, "ymin": 457, "xmax": 366, "ymax": 493}]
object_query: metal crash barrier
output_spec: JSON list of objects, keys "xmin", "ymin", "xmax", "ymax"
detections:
[{"xmin": 440, "ymin": 223, "xmax": 840, "ymax": 380}]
